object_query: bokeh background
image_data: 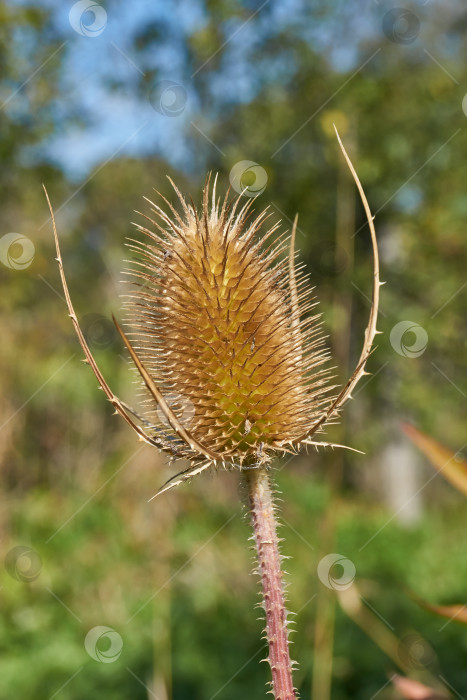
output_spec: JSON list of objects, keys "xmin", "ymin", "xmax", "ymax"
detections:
[{"xmin": 1, "ymin": 1, "xmax": 466, "ymax": 698}]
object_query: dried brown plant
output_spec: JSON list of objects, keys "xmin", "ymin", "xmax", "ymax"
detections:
[{"xmin": 45, "ymin": 129, "xmax": 380, "ymax": 700}]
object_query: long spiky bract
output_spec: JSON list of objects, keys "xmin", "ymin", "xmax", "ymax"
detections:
[{"xmin": 45, "ymin": 130, "xmax": 380, "ymax": 700}]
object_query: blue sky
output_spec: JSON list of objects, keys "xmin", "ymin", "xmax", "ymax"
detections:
[{"xmin": 9, "ymin": 0, "xmax": 442, "ymax": 179}]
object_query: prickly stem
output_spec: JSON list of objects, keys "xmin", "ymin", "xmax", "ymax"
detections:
[{"xmin": 245, "ymin": 467, "xmax": 297, "ymax": 700}]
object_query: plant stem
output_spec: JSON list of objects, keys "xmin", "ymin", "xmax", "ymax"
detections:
[{"xmin": 245, "ymin": 467, "xmax": 297, "ymax": 700}]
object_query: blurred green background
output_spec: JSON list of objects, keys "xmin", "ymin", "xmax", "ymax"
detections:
[{"xmin": 0, "ymin": 1, "xmax": 466, "ymax": 698}]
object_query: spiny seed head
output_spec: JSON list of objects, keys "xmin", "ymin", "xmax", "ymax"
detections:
[
  {"xmin": 47, "ymin": 132, "xmax": 378, "ymax": 494},
  {"xmin": 123, "ymin": 176, "xmax": 334, "ymax": 467}
]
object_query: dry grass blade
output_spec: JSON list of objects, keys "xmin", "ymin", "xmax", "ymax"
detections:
[
  {"xmin": 419, "ymin": 601, "xmax": 467, "ymax": 625},
  {"xmin": 409, "ymin": 590, "xmax": 467, "ymax": 626},
  {"xmin": 402, "ymin": 423, "xmax": 467, "ymax": 497}
]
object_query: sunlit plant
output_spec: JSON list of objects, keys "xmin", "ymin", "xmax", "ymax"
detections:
[{"xmin": 45, "ymin": 129, "xmax": 380, "ymax": 700}]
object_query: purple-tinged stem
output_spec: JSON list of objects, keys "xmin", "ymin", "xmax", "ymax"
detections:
[{"xmin": 245, "ymin": 467, "xmax": 297, "ymax": 700}]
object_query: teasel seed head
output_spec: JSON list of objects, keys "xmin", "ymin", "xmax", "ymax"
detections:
[
  {"xmin": 123, "ymin": 174, "xmax": 332, "ymax": 468},
  {"xmin": 46, "ymin": 128, "xmax": 380, "ymax": 495}
]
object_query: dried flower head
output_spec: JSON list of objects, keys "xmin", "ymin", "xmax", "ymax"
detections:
[
  {"xmin": 46, "ymin": 129, "xmax": 380, "ymax": 496},
  {"xmin": 124, "ymin": 176, "xmax": 331, "ymax": 459}
]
